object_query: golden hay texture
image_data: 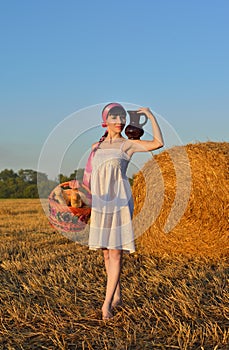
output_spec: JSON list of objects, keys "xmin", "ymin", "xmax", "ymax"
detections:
[
  {"xmin": 0, "ymin": 197, "xmax": 229, "ymax": 349},
  {"xmin": 133, "ymin": 141, "xmax": 229, "ymax": 258}
]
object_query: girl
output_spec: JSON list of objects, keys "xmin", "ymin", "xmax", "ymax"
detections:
[{"xmin": 85, "ymin": 102, "xmax": 164, "ymax": 320}]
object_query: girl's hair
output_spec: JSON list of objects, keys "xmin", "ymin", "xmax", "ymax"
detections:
[
  {"xmin": 94, "ymin": 130, "xmax": 108, "ymax": 151},
  {"xmin": 107, "ymin": 106, "xmax": 126, "ymax": 117}
]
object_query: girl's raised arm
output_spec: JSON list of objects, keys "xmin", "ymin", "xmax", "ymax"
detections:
[{"xmin": 129, "ymin": 107, "xmax": 164, "ymax": 153}]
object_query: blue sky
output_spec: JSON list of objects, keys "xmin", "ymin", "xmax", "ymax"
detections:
[{"xmin": 0, "ymin": 0, "xmax": 228, "ymax": 178}]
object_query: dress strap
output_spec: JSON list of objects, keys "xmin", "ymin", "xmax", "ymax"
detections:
[{"xmin": 120, "ymin": 140, "xmax": 128, "ymax": 152}]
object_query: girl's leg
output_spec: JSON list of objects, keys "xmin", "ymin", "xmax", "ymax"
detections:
[
  {"xmin": 103, "ymin": 249, "xmax": 122, "ymax": 308},
  {"xmin": 102, "ymin": 249, "xmax": 123, "ymax": 319}
]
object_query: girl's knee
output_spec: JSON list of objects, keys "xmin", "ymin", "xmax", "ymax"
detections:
[
  {"xmin": 109, "ymin": 249, "xmax": 122, "ymax": 261},
  {"xmin": 103, "ymin": 249, "xmax": 109, "ymax": 261}
]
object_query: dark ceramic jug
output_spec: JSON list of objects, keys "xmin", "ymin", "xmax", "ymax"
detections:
[{"xmin": 125, "ymin": 110, "xmax": 148, "ymax": 140}]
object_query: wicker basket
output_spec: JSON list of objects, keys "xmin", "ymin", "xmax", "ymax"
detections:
[{"xmin": 48, "ymin": 181, "xmax": 91, "ymax": 234}]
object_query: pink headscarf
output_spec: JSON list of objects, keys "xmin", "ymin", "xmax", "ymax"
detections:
[{"xmin": 101, "ymin": 102, "xmax": 125, "ymax": 127}]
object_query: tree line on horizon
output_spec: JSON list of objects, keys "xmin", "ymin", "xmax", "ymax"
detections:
[{"xmin": 0, "ymin": 168, "xmax": 85, "ymax": 198}]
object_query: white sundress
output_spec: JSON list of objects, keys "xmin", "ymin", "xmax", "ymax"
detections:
[{"xmin": 88, "ymin": 139, "xmax": 135, "ymax": 253}]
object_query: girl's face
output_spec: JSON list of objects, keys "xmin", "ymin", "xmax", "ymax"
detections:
[{"xmin": 106, "ymin": 112, "xmax": 126, "ymax": 133}]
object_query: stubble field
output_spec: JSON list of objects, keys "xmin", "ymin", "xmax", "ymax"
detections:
[{"xmin": 0, "ymin": 198, "xmax": 228, "ymax": 349}]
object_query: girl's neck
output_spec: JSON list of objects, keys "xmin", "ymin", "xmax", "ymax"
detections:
[
  {"xmin": 106, "ymin": 133, "xmax": 123, "ymax": 143},
  {"xmin": 107, "ymin": 131, "xmax": 122, "ymax": 140}
]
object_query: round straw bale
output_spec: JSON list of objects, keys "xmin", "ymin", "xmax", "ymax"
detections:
[{"xmin": 132, "ymin": 142, "xmax": 229, "ymax": 258}]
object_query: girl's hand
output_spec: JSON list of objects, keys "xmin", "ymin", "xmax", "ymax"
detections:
[{"xmin": 137, "ymin": 107, "xmax": 155, "ymax": 118}]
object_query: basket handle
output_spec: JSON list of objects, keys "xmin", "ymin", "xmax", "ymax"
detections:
[
  {"xmin": 60, "ymin": 180, "xmax": 79, "ymax": 189},
  {"xmin": 60, "ymin": 180, "xmax": 91, "ymax": 194},
  {"xmin": 60, "ymin": 181, "xmax": 71, "ymax": 188}
]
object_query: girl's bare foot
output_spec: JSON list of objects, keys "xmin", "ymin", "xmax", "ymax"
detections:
[{"xmin": 102, "ymin": 304, "xmax": 113, "ymax": 320}]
